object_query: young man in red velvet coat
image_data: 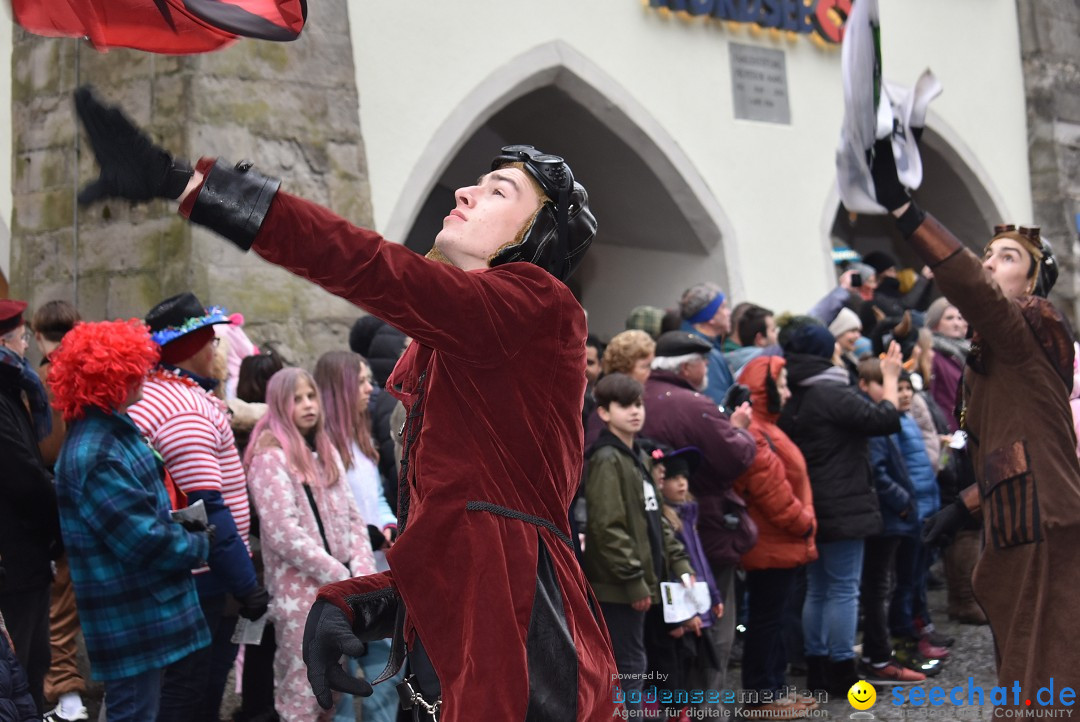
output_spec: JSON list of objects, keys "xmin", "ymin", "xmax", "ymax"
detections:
[{"xmin": 74, "ymin": 87, "xmax": 620, "ymax": 721}]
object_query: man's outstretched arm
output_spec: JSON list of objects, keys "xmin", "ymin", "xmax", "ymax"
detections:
[{"xmin": 76, "ymin": 87, "xmax": 553, "ymax": 367}]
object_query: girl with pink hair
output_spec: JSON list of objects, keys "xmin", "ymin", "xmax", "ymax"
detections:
[
  {"xmin": 314, "ymin": 350, "xmax": 401, "ymax": 722},
  {"xmin": 244, "ymin": 367, "xmax": 375, "ymax": 721}
]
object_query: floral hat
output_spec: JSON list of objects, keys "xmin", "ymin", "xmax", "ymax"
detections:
[{"xmin": 145, "ymin": 292, "xmax": 232, "ymax": 347}]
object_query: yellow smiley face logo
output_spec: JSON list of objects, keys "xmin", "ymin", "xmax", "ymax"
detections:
[{"xmin": 848, "ymin": 680, "xmax": 876, "ymax": 710}]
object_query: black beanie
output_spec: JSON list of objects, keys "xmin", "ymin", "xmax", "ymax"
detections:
[{"xmin": 862, "ymin": 250, "xmax": 897, "ymax": 276}]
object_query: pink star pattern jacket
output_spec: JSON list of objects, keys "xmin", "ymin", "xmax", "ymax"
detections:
[{"xmin": 245, "ymin": 440, "xmax": 375, "ymax": 721}]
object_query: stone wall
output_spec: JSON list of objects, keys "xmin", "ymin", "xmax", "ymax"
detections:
[
  {"xmin": 9, "ymin": 0, "xmax": 372, "ymax": 367},
  {"xmin": 1017, "ymin": 0, "xmax": 1080, "ymax": 320}
]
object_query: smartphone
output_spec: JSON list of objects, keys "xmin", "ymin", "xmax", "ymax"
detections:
[{"xmin": 850, "ymin": 272, "xmax": 863, "ymax": 288}]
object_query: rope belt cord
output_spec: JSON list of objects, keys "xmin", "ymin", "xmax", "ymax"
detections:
[{"xmin": 465, "ymin": 500, "xmax": 574, "ymax": 551}]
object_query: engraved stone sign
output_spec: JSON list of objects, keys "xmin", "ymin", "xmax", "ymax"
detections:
[{"xmin": 730, "ymin": 42, "xmax": 791, "ymax": 125}]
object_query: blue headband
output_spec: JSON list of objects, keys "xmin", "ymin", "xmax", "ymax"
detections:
[{"xmin": 685, "ymin": 293, "xmax": 725, "ymax": 325}]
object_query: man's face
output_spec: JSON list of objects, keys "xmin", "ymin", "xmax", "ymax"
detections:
[
  {"xmin": 433, "ymin": 167, "xmax": 543, "ymax": 271},
  {"xmin": 0, "ymin": 323, "xmax": 28, "ymax": 358},
  {"xmin": 680, "ymin": 355, "xmax": 708, "ymax": 392},
  {"xmin": 761, "ymin": 315, "xmax": 778, "ymax": 347},
  {"xmin": 585, "ymin": 345, "xmax": 602, "ymax": 385},
  {"xmin": 858, "ymin": 273, "xmax": 877, "ymax": 300},
  {"xmin": 185, "ymin": 336, "xmax": 218, "ymax": 379},
  {"xmin": 982, "ymin": 239, "xmax": 1033, "ymax": 299},
  {"xmin": 708, "ymin": 300, "xmax": 731, "ymax": 336}
]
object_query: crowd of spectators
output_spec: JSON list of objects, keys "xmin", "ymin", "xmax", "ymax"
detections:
[
  {"xmin": 0, "ymin": 291, "xmax": 405, "ymax": 722},
  {"xmin": 0, "ymin": 248, "xmax": 989, "ymax": 721},
  {"xmin": 575, "ymin": 254, "xmax": 982, "ymax": 719}
]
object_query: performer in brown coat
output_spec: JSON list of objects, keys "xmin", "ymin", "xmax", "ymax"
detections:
[{"xmin": 872, "ymin": 138, "xmax": 1080, "ymax": 705}]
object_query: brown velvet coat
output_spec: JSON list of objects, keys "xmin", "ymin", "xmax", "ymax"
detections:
[{"xmin": 909, "ymin": 214, "xmax": 1080, "ymax": 702}]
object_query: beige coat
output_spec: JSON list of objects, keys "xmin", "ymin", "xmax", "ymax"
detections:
[{"xmin": 910, "ymin": 215, "xmax": 1080, "ymax": 703}]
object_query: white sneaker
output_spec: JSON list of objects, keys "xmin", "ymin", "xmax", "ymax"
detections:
[{"xmin": 44, "ymin": 704, "xmax": 90, "ymax": 722}]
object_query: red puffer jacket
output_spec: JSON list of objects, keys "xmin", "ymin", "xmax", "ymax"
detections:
[{"xmin": 734, "ymin": 356, "xmax": 817, "ymax": 571}]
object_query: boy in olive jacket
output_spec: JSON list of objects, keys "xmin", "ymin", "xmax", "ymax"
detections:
[{"xmin": 583, "ymin": 373, "xmax": 693, "ymax": 711}]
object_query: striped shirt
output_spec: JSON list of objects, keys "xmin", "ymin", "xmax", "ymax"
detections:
[{"xmin": 129, "ymin": 372, "xmax": 251, "ymax": 575}]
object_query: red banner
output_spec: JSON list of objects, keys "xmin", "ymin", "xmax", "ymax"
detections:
[{"xmin": 10, "ymin": 0, "xmax": 306, "ymax": 54}]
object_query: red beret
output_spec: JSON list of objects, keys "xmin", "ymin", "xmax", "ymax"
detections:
[{"xmin": 0, "ymin": 299, "xmax": 28, "ymax": 336}]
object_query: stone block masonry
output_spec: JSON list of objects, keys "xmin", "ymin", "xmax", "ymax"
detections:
[
  {"xmin": 1017, "ymin": 0, "xmax": 1080, "ymax": 322},
  {"xmin": 10, "ymin": 0, "xmax": 373, "ymax": 368}
]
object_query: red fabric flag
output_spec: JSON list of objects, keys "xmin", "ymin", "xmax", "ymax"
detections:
[{"xmin": 10, "ymin": 0, "xmax": 306, "ymax": 54}]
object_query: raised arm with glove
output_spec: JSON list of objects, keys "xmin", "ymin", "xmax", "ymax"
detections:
[
  {"xmin": 74, "ymin": 82, "xmax": 624, "ymax": 721},
  {"xmin": 75, "ymin": 86, "xmax": 194, "ymax": 203}
]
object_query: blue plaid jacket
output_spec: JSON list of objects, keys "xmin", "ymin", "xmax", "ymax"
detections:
[{"xmin": 55, "ymin": 406, "xmax": 211, "ymax": 680}]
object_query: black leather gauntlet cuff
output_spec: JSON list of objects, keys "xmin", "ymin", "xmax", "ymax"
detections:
[
  {"xmin": 344, "ymin": 587, "xmax": 400, "ymax": 642},
  {"xmin": 896, "ymin": 201, "xmax": 927, "ymax": 239},
  {"xmin": 189, "ymin": 159, "xmax": 281, "ymax": 251}
]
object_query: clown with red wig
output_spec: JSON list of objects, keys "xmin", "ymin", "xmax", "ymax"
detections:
[{"xmin": 50, "ymin": 320, "xmax": 212, "ymax": 722}]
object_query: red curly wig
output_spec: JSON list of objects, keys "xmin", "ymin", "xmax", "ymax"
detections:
[{"xmin": 49, "ymin": 319, "xmax": 160, "ymax": 422}]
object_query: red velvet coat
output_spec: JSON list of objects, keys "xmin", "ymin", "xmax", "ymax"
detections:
[
  {"xmin": 183, "ymin": 190, "xmax": 619, "ymax": 719},
  {"xmin": 733, "ymin": 357, "xmax": 817, "ymax": 571}
]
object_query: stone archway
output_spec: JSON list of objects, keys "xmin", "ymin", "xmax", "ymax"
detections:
[{"xmin": 390, "ymin": 40, "xmax": 739, "ymax": 338}]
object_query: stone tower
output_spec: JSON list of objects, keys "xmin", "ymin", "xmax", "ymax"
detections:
[
  {"xmin": 9, "ymin": 0, "xmax": 372, "ymax": 366},
  {"xmin": 1017, "ymin": 0, "xmax": 1080, "ymax": 320}
]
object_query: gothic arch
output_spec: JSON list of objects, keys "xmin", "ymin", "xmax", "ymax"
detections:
[{"xmin": 385, "ymin": 40, "xmax": 741, "ymax": 333}]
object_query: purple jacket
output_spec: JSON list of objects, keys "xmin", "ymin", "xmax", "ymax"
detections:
[
  {"xmin": 930, "ymin": 336, "xmax": 967, "ymax": 433},
  {"xmin": 640, "ymin": 370, "xmax": 757, "ymax": 566},
  {"xmin": 670, "ymin": 499, "xmax": 722, "ymax": 626}
]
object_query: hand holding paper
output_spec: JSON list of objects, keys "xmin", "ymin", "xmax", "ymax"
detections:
[
  {"xmin": 660, "ymin": 581, "xmax": 712, "ymax": 624},
  {"xmin": 835, "ymin": 0, "xmax": 942, "ymax": 215}
]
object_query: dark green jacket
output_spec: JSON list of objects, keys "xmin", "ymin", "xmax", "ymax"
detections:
[{"xmin": 582, "ymin": 430, "xmax": 693, "ymax": 604}]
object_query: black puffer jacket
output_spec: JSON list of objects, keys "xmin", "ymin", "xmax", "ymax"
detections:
[
  {"xmin": 367, "ymin": 323, "xmax": 409, "ymax": 514},
  {"xmin": 0, "ymin": 363, "xmax": 61, "ymax": 594},
  {"xmin": 778, "ymin": 353, "xmax": 900, "ymax": 542},
  {"xmin": 0, "ymin": 628, "xmax": 37, "ymax": 722}
]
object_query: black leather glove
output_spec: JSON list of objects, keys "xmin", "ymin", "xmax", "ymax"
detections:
[
  {"xmin": 367, "ymin": 524, "xmax": 387, "ymax": 551},
  {"xmin": 237, "ymin": 585, "xmax": 271, "ymax": 621},
  {"xmin": 303, "ymin": 600, "xmax": 373, "ymax": 709},
  {"xmin": 74, "ymin": 85, "xmax": 193, "ymax": 204},
  {"xmin": 721, "ymin": 383, "xmax": 751, "ymax": 416},
  {"xmin": 921, "ymin": 499, "xmax": 970, "ymax": 548},
  {"xmin": 867, "ymin": 137, "xmax": 910, "ymax": 212},
  {"xmin": 179, "ymin": 518, "xmax": 216, "ymax": 546}
]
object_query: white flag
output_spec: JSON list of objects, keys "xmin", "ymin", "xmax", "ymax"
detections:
[{"xmin": 836, "ymin": 0, "xmax": 942, "ymax": 215}]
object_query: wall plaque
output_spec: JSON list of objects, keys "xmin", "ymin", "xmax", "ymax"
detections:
[{"xmin": 730, "ymin": 42, "xmax": 791, "ymax": 125}]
